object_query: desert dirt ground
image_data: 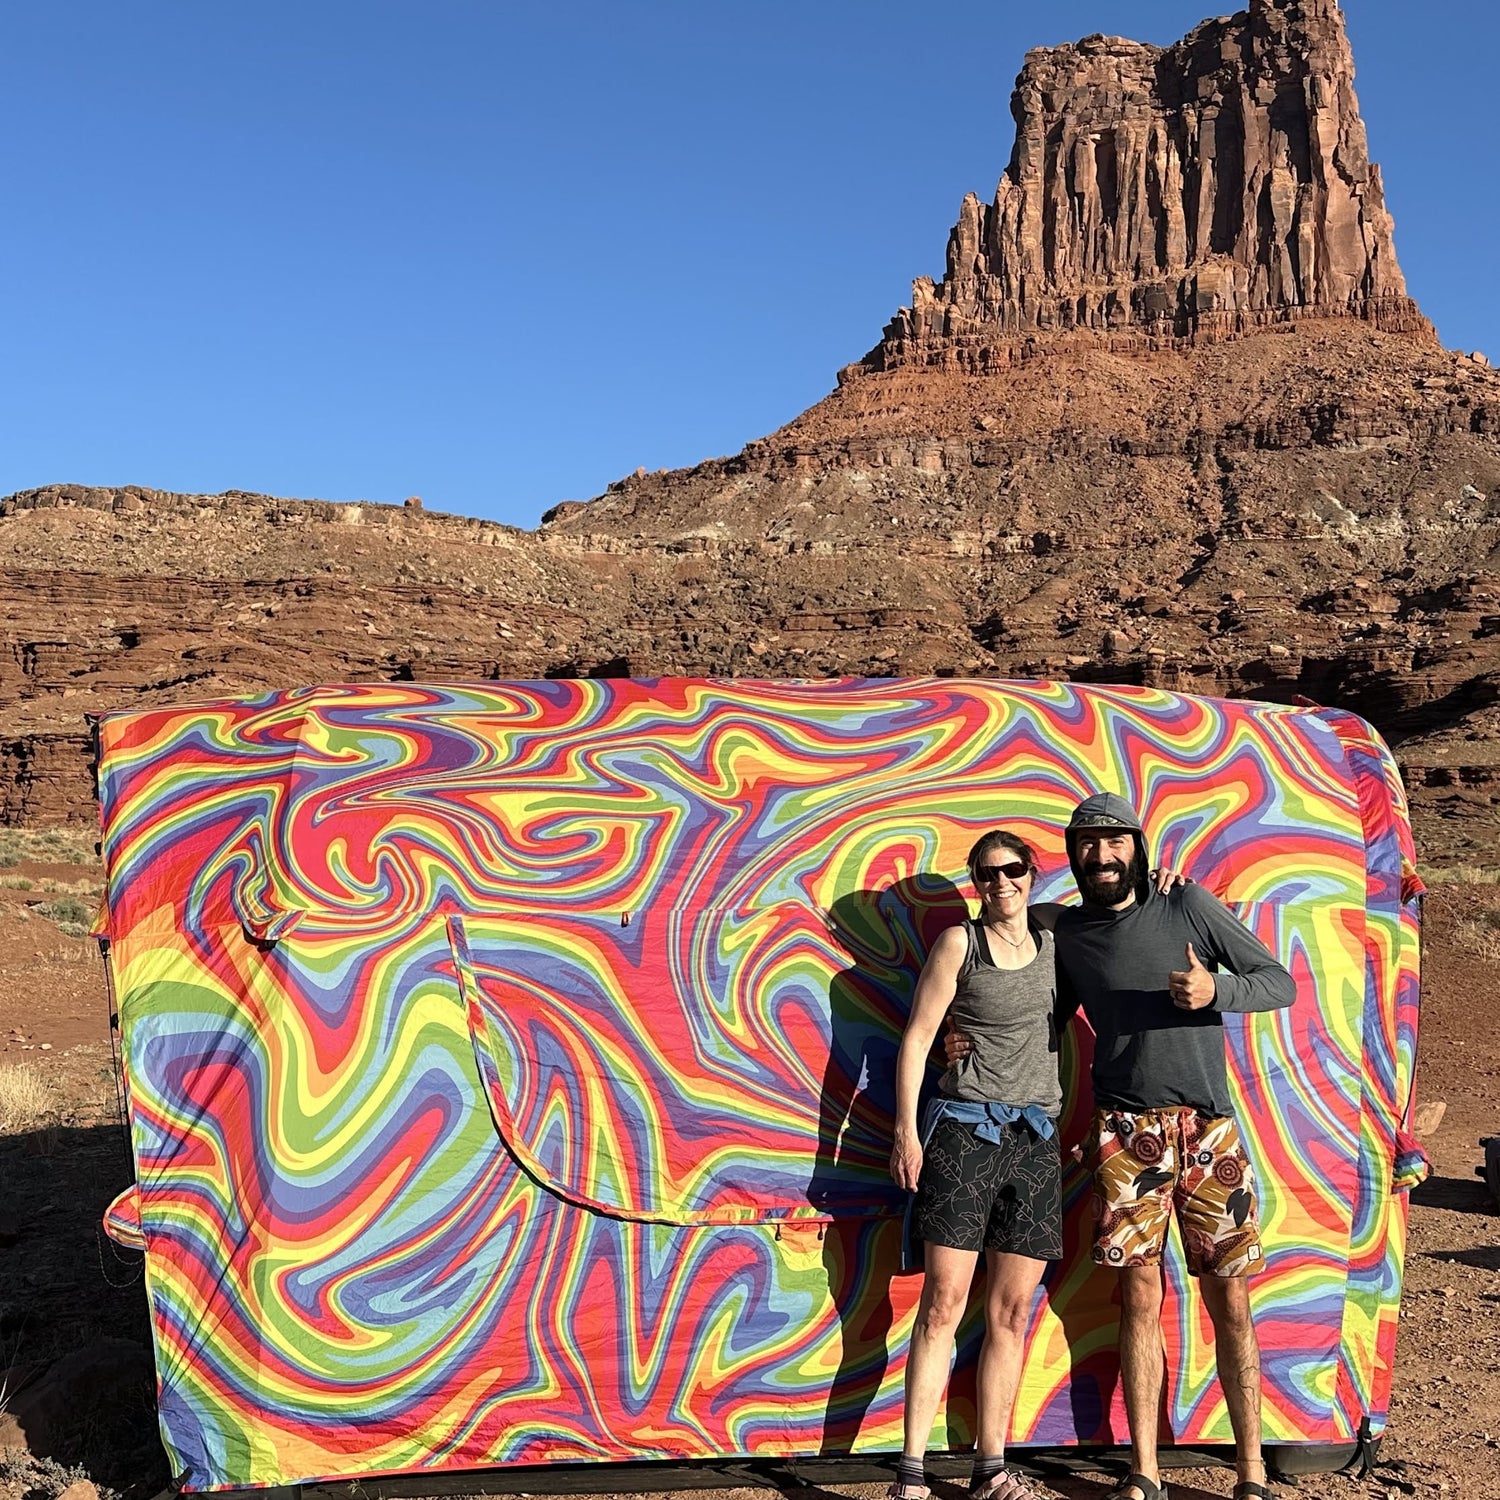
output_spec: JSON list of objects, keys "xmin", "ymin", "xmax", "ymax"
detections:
[{"xmin": 0, "ymin": 832, "xmax": 1495, "ymax": 1500}]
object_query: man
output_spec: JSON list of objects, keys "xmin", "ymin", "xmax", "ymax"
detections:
[{"xmin": 951, "ymin": 792, "xmax": 1294, "ymax": 1500}]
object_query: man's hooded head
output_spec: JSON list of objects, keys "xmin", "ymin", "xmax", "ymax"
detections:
[{"xmin": 1066, "ymin": 792, "xmax": 1151, "ymax": 907}]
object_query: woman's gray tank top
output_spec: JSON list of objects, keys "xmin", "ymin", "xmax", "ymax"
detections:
[{"xmin": 939, "ymin": 919, "xmax": 1062, "ymax": 1115}]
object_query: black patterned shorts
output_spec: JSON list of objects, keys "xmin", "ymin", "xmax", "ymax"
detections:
[{"xmin": 912, "ymin": 1116, "xmax": 1063, "ymax": 1260}]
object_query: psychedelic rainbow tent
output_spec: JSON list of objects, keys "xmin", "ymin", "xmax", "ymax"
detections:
[{"xmin": 94, "ymin": 679, "xmax": 1423, "ymax": 1490}]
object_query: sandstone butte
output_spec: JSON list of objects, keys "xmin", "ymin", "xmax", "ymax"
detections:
[{"xmin": 3, "ymin": 0, "xmax": 1496, "ymax": 868}]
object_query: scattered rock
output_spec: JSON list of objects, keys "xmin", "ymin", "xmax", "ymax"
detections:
[{"xmin": 1413, "ymin": 1100, "xmax": 1447, "ymax": 1137}]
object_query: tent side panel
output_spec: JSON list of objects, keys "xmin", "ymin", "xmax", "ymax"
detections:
[
  {"xmin": 1319, "ymin": 712, "xmax": 1423, "ymax": 1434},
  {"xmin": 1366, "ymin": 906, "xmax": 1420, "ymax": 1436},
  {"xmin": 111, "ymin": 918, "xmax": 943, "ymax": 1488}
]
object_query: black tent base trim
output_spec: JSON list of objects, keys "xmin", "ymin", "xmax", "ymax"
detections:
[{"xmin": 152, "ymin": 1440, "xmax": 1377, "ymax": 1500}]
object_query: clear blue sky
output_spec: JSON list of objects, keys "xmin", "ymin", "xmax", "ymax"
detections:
[{"xmin": 2, "ymin": 2, "xmax": 1493, "ymax": 526}]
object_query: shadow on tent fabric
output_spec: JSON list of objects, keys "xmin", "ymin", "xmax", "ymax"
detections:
[{"xmin": 812, "ymin": 874, "xmax": 970, "ymax": 1453}]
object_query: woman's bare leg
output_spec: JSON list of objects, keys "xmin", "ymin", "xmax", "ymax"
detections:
[
  {"xmin": 903, "ymin": 1243, "xmax": 980, "ymax": 1461},
  {"xmin": 974, "ymin": 1250, "xmax": 1047, "ymax": 1457}
]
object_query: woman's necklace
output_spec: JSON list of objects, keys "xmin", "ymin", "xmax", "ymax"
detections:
[{"xmin": 983, "ymin": 917, "xmax": 1031, "ymax": 949}]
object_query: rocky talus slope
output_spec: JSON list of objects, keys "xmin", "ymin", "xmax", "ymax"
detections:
[{"xmin": 5, "ymin": 0, "xmax": 1497, "ymax": 868}]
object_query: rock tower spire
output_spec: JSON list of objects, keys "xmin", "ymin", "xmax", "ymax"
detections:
[{"xmin": 861, "ymin": 0, "xmax": 1428, "ymax": 373}]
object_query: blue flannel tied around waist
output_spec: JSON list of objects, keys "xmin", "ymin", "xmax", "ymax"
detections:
[
  {"xmin": 922, "ymin": 1096, "xmax": 1056, "ymax": 1145},
  {"xmin": 900, "ymin": 1097, "xmax": 1057, "ymax": 1271}
]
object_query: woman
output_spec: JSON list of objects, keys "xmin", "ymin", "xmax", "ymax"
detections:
[
  {"xmin": 888, "ymin": 833, "xmax": 1179, "ymax": 1500},
  {"xmin": 887, "ymin": 830, "xmax": 1060, "ymax": 1500}
]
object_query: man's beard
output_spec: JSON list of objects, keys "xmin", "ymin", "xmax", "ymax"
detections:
[{"xmin": 1080, "ymin": 847, "xmax": 1142, "ymax": 905}]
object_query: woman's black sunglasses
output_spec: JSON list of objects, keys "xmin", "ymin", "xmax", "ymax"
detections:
[{"xmin": 974, "ymin": 860, "xmax": 1030, "ymax": 883}]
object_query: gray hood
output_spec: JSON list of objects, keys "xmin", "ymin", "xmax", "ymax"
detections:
[{"xmin": 1065, "ymin": 792, "xmax": 1151, "ymax": 906}]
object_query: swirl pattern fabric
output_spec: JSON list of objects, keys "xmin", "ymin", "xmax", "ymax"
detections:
[{"xmin": 94, "ymin": 679, "xmax": 1422, "ymax": 1489}]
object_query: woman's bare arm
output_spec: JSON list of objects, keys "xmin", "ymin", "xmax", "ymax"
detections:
[{"xmin": 890, "ymin": 923, "xmax": 966, "ymax": 1191}]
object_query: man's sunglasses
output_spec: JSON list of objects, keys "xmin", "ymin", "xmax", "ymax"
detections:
[{"xmin": 974, "ymin": 861, "xmax": 1030, "ymax": 883}]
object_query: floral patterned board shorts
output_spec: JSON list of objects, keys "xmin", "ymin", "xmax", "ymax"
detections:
[{"xmin": 1085, "ymin": 1106, "xmax": 1264, "ymax": 1278}]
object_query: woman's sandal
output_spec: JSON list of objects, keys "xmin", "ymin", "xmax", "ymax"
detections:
[{"xmin": 1105, "ymin": 1477, "xmax": 1168, "ymax": 1500}]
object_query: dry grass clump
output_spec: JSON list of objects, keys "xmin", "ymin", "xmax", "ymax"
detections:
[
  {"xmin": 1420, "ymin": 862, "xmax": 1500, "ymax": 885},
  {"xmin": 0, "ymin": 873, "xmax": 102, "ymax": 896},
  {"xmin": 0, "ymin": 827, "xmax": 96, "ymax": 868},
  {"xmin": 0, "ymin": 1062, "xmax": 58, "ymax": 1134},
  {"xmin": 1455, "ymin": 909, "xmax": 1500, "ymax": 967}
]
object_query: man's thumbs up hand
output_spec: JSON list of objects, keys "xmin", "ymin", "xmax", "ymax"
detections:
[{"xmin": 1168, "ymin": 942, "xmax": 1216, "ymax": 1010}]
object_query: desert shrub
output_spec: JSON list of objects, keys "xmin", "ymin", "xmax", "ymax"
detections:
[
  {"xmin": 0, "ymin": 1063, "xmax": 56, "ymax": 1134},
  {"xmin": 0, "ymin": 1451, "xmax": 94, "ymax": 1500},
  {"xmin": 36, "ymin": 896, "xmax": 92, "ymax": 930}
]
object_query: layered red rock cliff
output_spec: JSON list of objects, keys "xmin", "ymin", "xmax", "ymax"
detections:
[
  {"xmin": 3, "ymin": 0, "xmax": 1496, "ymax": 869},
  {"xmin": 859, "ymin": 0, "xmax": 1428, "ymax": 373}
]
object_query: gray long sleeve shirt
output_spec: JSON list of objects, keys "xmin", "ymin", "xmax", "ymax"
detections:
[{"xmin": 1054, "ymin": 882, "xmax": 1296, "ymax": 1116}]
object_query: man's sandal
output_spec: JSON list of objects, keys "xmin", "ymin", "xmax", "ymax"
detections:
[
  {"xmin": 885, "ymin": 1482, "xmax": 929, "ymax": 1500},
  {"xmin": 1232, "ymin": 1485, "xmax": 1274, "ymax": 1499},
  {"xmin": 970, "ymin": 1468, "xmax": 1046, "ymax": 1500},
  {"xmin": 1105, "ymin": 1477, "xmax": 1168, "ymax": 1500}
]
